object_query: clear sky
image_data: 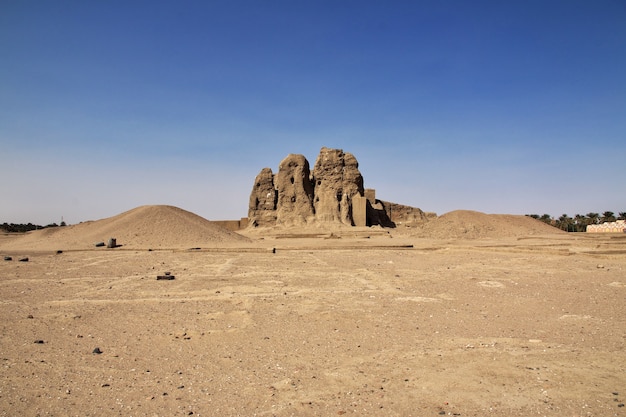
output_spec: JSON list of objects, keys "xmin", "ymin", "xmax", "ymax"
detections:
[{"xmin": 1, "ymin": 1, "xmax": 625, "ymax": 225}]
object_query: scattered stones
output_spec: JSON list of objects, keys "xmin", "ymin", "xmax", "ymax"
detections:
[{"xmin": 92, "ymin": 347, "xmax": 103, "ymax": 354}]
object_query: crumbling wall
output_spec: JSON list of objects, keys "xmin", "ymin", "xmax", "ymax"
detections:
[
  {"xmin": 312, "ymin": 147, "xmax": 364, "ymax": 225},
  {"xmin": 275, "ymin": 154, "xmax": 315, "ymax": 226}
]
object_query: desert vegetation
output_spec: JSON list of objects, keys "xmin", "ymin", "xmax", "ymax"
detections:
[
  {"xmin": 527, "ymin": 211, "xmax": 625, "ymax": 232},
  {"xmin": 0, "ymin": 221, "xmax": 66, "ymax": 233}
]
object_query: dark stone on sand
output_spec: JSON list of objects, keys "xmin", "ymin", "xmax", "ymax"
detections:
[
  {"xmin": 18, "ymin": 257, "xmax": 29, "ymax": 262},
  {"xmin": 3, "ymin": 256, "xmax": 12, "ymax": 261},
  {"xmin": 93, "ymin": 347, "xmax": 103, "ymax": 354},
  {"xmin": 34, "ymin": 340, "xmax": 44, "ymax": 344},
  {"xmin": 56, "ymin": 250, "xmax": 63, "ymax": 254},
  {"xmin": 95, "ymin": 242, "xmax": 105, "ymax": 247},
  {"xmin": 157, "ymin": 275, "xmax": 175, "ymax": 280}
]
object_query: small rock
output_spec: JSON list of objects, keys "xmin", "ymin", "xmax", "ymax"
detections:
[
  {"xmin": 56, "ymin": 250, "xmax": 63, "ymax": 254},
  {"xmin": 34, "ymin": 340, "xmax": 44, "ymax": 344},
  {"xmin": 27, "ymin": 314, "xmax": 34, "ymax": 319},
  {"xmin": 95, "ymin": 242, "xmax": 105, "ymax": 247},
  {"xmin": 597, "ymin": 264, "xmax": 605, "ymax": 269},
  {"xmin": 3, "ymin": 256, "xmax": 12, "ymax": 261},
  {"xmin": 157, "ymin": 275, "xmax": 175, "ymax": 280},
  {"xmin": 18, "ymin": 257, "xmax": 29, "ymax": 262},
  {"xmin": 101, "ymin": 383, "xmax": 110, "ymax": 387},
  {"xmin": 92, "ymin": 347, "xmax": 103, "ymax": 354},
  {"xmin": 619, "ymin": 404, "xmax": 625, "ymax": 408}
]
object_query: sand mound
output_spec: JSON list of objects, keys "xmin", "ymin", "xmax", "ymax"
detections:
[
  {"xmin": 412, "ymin": 210, "xmax": 566, "ymax": 239},
  {"xmin": 0, "ymin": 205, "xmax": 250, "ymax": 251}
]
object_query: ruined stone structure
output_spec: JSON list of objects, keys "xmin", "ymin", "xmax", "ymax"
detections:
[
  {"xmin": 248, "ymin": 147, "xmax": 429, "ymax": 228},
  {"xmin": 311, "ymin": 147, "xmax": 364, "ymax": 225}
]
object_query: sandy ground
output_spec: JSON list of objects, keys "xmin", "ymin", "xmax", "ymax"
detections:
[{"xmin": 1, "ymin": 224, "xmax": 625, "ymax": 416}]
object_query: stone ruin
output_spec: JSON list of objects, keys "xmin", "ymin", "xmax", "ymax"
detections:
[{"xmin": 248, "ymin": 147, "xmax": 430, "ymax": 228}]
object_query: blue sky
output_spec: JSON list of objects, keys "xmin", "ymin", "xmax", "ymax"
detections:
[{"xmin": 1, "ymin": 1, "xmax": 625, "ymax": 225}]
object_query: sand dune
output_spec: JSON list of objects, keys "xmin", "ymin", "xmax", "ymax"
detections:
[
  {"xmin": 1, "ymin": 207, "xmax": 566, "ymax": 253},
  {"xmin": 408, "ymin": 210, "xmax": 566, "ymax": 239},
  {"xmin": 0, "ymin": 205, "xmax": 249, "ymax": 251}
]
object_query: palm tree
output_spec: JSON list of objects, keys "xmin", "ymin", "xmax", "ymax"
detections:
[
  {"xmin": 601, "ymin": 211, "xmax": 616, "ymax": 223},
  {"xmin": 558, "ymin": 214, "xmax": 572, "ymax": 231},
  {"xmin": 573, "ymin": 214, "xmax": 587, "ymax": 232},
  {"xmin": 586, "ymin": 213, "xmax": 600, "ymax": 225},
  {"xmin": 540, "ymin": 214, "xmax": 552, "ymax": 224}
]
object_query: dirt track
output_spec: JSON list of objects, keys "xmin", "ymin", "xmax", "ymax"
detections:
[{"xmin": 1, "ymin": 231, "xmax": 625, "ymax": 417}]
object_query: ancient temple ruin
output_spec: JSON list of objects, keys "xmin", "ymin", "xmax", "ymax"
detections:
[{"xmin": 248, "ymin": 147, "xmax": 429, "ymax": 228}]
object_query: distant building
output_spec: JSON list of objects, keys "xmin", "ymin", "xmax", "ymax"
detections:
[{"xmin": 586, "ymin": 220, "xmax": 626, "ymax": 233}]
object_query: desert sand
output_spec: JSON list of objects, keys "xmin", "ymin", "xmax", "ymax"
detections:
[{"xmin": 1, "ymin": 206, "xmax": 625, "ymax": 416}]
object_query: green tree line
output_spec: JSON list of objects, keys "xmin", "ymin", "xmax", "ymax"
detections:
[
  {"xmin": 526, "ymin": 211, "xmax": 626, "ymax": 232},
  {"xmin": 1, "ymin": 222, "xmax": 66, "ymax": 233}
]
